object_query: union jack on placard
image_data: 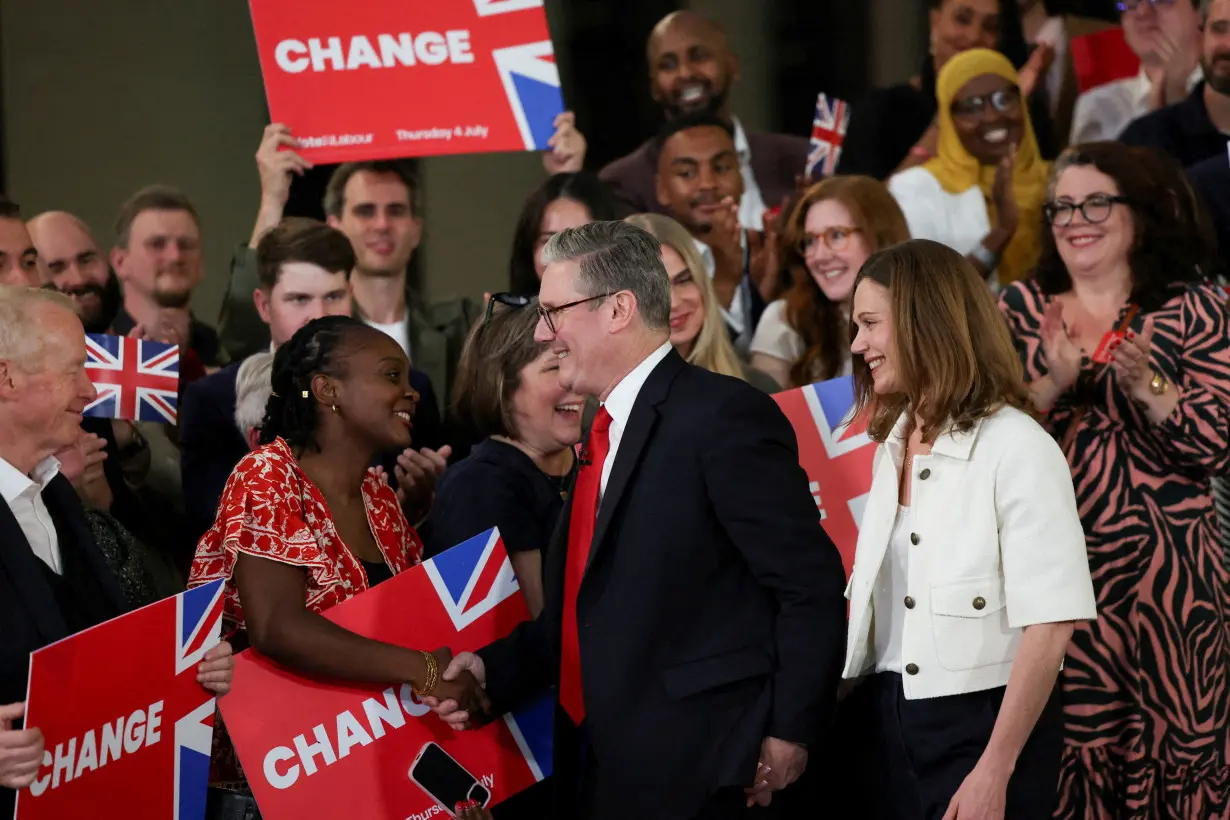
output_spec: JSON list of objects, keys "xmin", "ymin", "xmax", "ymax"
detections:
[
  {"xmin": 807, "ymin": 93, "xmax": 851, "ymax": 180},
  {"xmin": 84, "ymin": 333, "xmax": 180, "ymax": 424}
]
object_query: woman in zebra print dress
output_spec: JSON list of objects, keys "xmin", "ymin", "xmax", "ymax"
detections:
[{"xmin": 1000, "ymin": 142, "xmax": 1230, "ymax": 818}]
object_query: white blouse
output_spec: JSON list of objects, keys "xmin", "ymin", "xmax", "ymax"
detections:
[{"xmin": 872, "ymin": 504, "xmax": 912, "ymax": 675}]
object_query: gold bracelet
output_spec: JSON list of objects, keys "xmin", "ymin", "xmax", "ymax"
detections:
[{"xmin": 413, "ymin": 651, "xmax": 438, "ymax": 697}]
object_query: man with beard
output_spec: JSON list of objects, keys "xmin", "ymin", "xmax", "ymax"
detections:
[
  {"xmin": 1121, "ymin": 0, "xmax": 1230, "ymax": 166},
  {"xmin": 109, "ymin": 185, "xmax": 224, "ymax": 368},
  {"xmin": 27, "ymin": 211, "xmax": 121, "ymax": 334},
  {"xmin": 655, "ymin": 114, "xmax": 779, "ymax": 354},
  {"xmin": 217, "ymin": 125, "xmax": 479, "ymax": 420},
  {"xmin": 599, "ymin": 11, "xmax": 807, "ymax": 229},
  {"xmin": 0, "ymin": 197, "xmax": 40, "ymax": 287}
]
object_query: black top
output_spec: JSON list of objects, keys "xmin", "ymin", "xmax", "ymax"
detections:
[
  {"xmin": 110, "ymin": 307, "xmax": 225, "ymax": 368},
  {"xmin": 360, "ymin": 559, "xmax": 394, "ymax": 587},
  {"xmin": 1121, "ymin": 82, "xmax": 1229, "ymax": 168},
  {"xmin": 424, "ymin": 438, "xmax": 573, "ymax": 559}
]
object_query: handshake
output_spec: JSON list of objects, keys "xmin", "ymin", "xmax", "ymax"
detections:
[{"xmin": 423, "ymin": 649, "xmax": 491, "ymax": 730}]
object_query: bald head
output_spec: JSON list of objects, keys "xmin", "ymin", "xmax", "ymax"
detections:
[
  {"xmin": 28, "ymin": 210, "xmax": 116, "ymax": 332},
  {"xmin": 647, "ymin": 11, "xmax": 738, "ymax": 120}
]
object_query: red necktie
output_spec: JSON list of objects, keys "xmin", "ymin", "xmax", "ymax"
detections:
[{"xmin": 559, "ymin": 406, "xmax": 612, "ymax": 725}]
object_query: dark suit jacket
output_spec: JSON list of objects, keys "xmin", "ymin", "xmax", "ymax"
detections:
[
  {"xmin": 1121, "ymin": 82, "xmax": 1229, "ymax": 168},
  {"xmin": 476, "ymin": 350, "xmax": 846, "ymax": 820},
  {"xmin": 0, "ymin": 476, "xmax": 126, "ymax": 817},
  {"xmin": 599, "ymin": 129, "xmax": 809, "ymax": 216},
  {"xmin": 179, "ymin": 358, "xmax": 447, "ymax": 548}
]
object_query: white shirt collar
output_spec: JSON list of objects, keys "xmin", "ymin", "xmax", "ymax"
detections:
[
  {"xmin": 601, "ymin": 342, "xmax": 673, "ymax": 431},
  {"xmin": 731, "ymin": 116, "xmax": 751, "ymax": 162},
  {"xmin": 0, "ymin": 455, "xmax": 61, "ymax": 504}
]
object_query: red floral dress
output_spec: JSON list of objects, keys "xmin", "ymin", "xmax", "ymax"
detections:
[{"xmin": 187, "ymin": 437, "xmax": 423, "ymax": 788}]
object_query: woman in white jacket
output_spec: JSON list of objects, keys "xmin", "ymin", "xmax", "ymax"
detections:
[{"xmin": 843, "ymin": 238, "xmax": 1096, "ymax": 819}]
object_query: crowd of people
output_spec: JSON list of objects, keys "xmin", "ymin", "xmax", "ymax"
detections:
[{"xmin": 3, "ymin": 0, "xmax": 1230, "ymax": 818}]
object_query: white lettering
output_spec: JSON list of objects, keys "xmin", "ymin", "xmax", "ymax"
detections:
[
  {"xmin": 378, "ymin": 33, "xmax": 416, "ymax": 67},
  {"xmin": 275, "ymin": 39, "xmax": 309, "ymax": 73},
  {"xmin": 73, "ymin": 730, "xmax": 98, "ymax": 780},
  {"xmin": 399, "ymin": 683, "xmax": 431, "ymax": 718},
  {"xmin": 123, "ymin": 708, "xmax": 147, "ymax": 755},
  {"xmin": 28, "ymin": 751, "xmax": 51, "ymax": 797},
  {"xmin": 335, "ymin": 710, "xmax": 374, "ymax": 759},
  {"xmin": 100, "ymin": 717, "xmax": 123, "ymax": 766},
  {"xmin": 309, "ymin": 36, "xmax": 345, "ymax": 72},
  {"xmin": 292, "ymin": 724, "xmax": 336, "ymax": 776},
  {"xmin": 145, "ymin": 701, "xmax": 163, "ymax": 746},
  {"xmin": 264, "ymin": 746, "xmax": 300, "ymax": 790},
  {"xmin": 362, "ymin": 688, "xmax": 406, "ymax": 738},
  {"xmin": 446, "ymin": 30, "xmax": 474, "ymax": 63},
  {"xmin": 415, "ymin": 32, "xmax": 448, "ymax": 65},
  {"xmin": 346, "ymin": 35, "xmax": 382, "ymax": 70},
  {"xmin": 52, "ymin": 738, "xmax": 76, "ymax": 788}
]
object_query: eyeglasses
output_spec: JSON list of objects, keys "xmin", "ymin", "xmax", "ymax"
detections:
[
  {"xmin": 483, "ymin": 291, "xmax": 532, "ymax": 326},
  {"xmin": 1043, "ymin": 194, "xmax": 1130, "ymax": 227},
  {"xmin": 950, "ymin": 85, "xmax": 1021, "ymax": 118},
  {"xmin": 798, "ymin": 226, "xmax": 863, "ymax": 255},
  {"xmin": 536, "ymin": 293, "xmax": 613, "ymax": 335},
  {"xmin": 1116, "ymin": 0, "xmax": 1177, "ymax": 12}
]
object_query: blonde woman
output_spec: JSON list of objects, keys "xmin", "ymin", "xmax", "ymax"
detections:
[{"xmin": 625, "ymin": 213, "xmax": 780, "ymax": 392}]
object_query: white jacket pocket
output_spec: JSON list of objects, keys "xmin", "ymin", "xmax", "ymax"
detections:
[{"xmin": 930, "ymin": 576, "xmax": 1020, "ymax": 672}]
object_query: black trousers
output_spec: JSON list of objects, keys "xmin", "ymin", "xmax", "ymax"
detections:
[{"xmin": 849, "ymin": 673, "xmax": 1063, "ymax": 820}]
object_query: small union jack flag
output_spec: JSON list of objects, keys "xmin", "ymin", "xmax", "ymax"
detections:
[
  {"xmin": 807, "ymin": 93, "xmax": 851, "ymax": 181},
  {"xmin": 84, "ymin": 333, "xmax": 180, "ymax": 424}
]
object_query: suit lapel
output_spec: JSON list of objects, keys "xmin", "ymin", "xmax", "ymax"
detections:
[
  {"xmin": 585, "ymin": 351, "xmax": 686, "ymax": 574},
  {"xmin": 0, "ymin": 496, "xmax": 69, "ymax": 643}
]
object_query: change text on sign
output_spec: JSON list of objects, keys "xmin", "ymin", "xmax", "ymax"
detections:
[{"xmin": 275, "ymin": 32, "xmax": 475, "ymax": 73}]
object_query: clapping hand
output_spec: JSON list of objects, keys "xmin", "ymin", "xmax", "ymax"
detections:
[
  {"xmin": 394, "ymin": 445, "xmax": 452, "ymax": 523},
  {"xmin": 421, "ymin": 651, "xmax": 490, "ymax": 730},
  {"xmin": 1017, "ymin": 42, "xmax": 1053, "ymax": 100},
  {"xmin": 990, "ymin": 146, "xmax": 1019, "ymax": 236},
  {"xmin": 1108, "ymin": 316, "xmax": 1156, "ymax": 401},
  {"xmin": 708, "ymin": 196, "xmax": 745, "ymax": 291},
  {"xmin": 1040, "ymin": 299, "xmax": 1082, "ymax": 393}
]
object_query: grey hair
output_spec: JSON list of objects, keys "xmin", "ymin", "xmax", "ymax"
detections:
[
  {"xmin": 540, "ymin": 221, "xmax": 672, "ymax": 331},
  {"xmin": 234, "ymin": 351, "xmax": 275, "ymax": 438},
  {"xmin": 0, "ymin": 286, "xmax": 78, "ymax": 370}
]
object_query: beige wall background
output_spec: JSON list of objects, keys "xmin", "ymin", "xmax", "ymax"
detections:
[{"xmin": 2, "ymin": 0, "xmax": 922, "ymax": 318}]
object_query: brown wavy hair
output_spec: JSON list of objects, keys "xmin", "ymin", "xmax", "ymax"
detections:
[
  {"xmin": 851, "ymin": 239, "xmax": 1030, "ymax": 444},
  {"xmin": 779, "ymin": 176, "xmax": 910, "ymax": 388}
]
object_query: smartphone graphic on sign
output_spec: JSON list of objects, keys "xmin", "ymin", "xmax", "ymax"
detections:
[{"xmin": 408, "ymin": 742, "xmax": 491, "ymax": 815}]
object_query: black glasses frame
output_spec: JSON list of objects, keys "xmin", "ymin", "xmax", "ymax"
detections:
[
  {"xmin": 483, "ymin": 292, "xmax": 533, "ymax": 326},
  {"xmin": 951, "ymin": 85, "xmax": 1022, "ymax": 118},
  {"xmin": 1043, "ymin": 195, "xmax": 1130, "ymax": 227},
  {"xmin": 537, "ymin": 293, "xmax": 613, "ymax": 335}
]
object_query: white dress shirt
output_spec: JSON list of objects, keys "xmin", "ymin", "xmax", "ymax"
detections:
[
  {"xmin": 732, "ymin": 117, "xmax": 767, "ymax": 232},
  {"xmin": 842, "ymin": 405, "xmax": 1097, "ymax": 700},
  {"xmin": 598, "ymin": 342, "xmax": 673, "ymax": 501},
  {"xmin": 1070, "ymin": 66, "xmax": 1203, "ymax": 144},
  {"xmin": 0, "ymin": 455, "xmax": 64, "ymax": 574},
  {"xmin": 693, "ymin": 237, "xmax": 753, "ymax": 353}
]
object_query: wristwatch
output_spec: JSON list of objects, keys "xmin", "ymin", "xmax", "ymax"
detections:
[{"xmin": 1149, "ymin": 371, "xmax": 1169, "ymax": 396}]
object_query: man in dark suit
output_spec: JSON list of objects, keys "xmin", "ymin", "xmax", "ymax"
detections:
[
  {"xmin": 180, "ymin": 218, "xmax": 447, "ymax": 544},
  {"xmin": 428, "ymin": 222, "xmax": 845, "ymax": 819},
  {"xmin": 599, "ymin": 11, "xmax": 808, "ymax": 227},
  {"xmin": 0, "ymin": 286, "xmax": 233, "ymax": 817}
]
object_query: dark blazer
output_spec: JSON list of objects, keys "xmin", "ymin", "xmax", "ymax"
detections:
[
  {"xmin": 476, "ymin": 350, "xmax": 846, "ymax": 820},
  {"xmin": 1121, "ymin": 82, "xmax": 1229, "ymax": 168},
  {"xmin": 599, "ymin": 129, "xmax": 809, "ymax": 217},
  {"xmin": 180, "ymin": 358, "xmax": 447, "ymax": 547}
]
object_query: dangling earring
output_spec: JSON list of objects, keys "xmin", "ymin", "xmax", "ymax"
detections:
[{"xmin": 331, "ymin": 405, "xmax": 339, "ymax": 414}]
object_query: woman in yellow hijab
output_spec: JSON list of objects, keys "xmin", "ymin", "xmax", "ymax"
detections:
[{"xmin": 888, "ymin": 48, "xmax": 1050, "ymax": 288}]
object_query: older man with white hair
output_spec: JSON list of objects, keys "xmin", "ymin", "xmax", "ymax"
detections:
[
  {"xmin": 0, "ymin": 286, "xmax": 234, "ymax": 816},
  {"xmin": 232, "ymin": 351, "xmax": 274, "ymax": 450}
]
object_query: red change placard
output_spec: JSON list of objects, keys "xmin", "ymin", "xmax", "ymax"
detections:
[
  {"xmin": 218, "ymin": 529, "xmax": 553, "ymax": 820},
  {"xmin": 248, "ymin": 0, "xmax": 566, "ymax": 163}
]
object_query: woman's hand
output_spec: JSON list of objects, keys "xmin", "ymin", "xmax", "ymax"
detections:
[
  {"xmin": 197, "ymin": 641, "xmax": 236, "ymax": 696},
  {"xmin": 1108, "ymin": 316, "xmax": 1154, "ymax": 399},
  {"xmin": 1040, "ymin": 300, "xmax": 1082, "ymax": 394},
  {"xmin": 991, "ymin": 147, "xmax": 1019, "ymax": 236},
  {"xmin": 1018, "ymin": 42, "xmax": 1054, "ymax": 100},
  {"xmin": 941, "ymin": 758, "xmax": 1009, "ymax": 820},
  {"xmin": 455, "ymin": 800, "xmax": 493, "ymax": 820}
]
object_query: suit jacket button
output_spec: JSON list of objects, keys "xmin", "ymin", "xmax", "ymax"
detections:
[
  {"xmin": 972, "ymin": 597, "xmax": 986, "ymax": 610},
  {"xmin": 904, "ymin": 596, "xmax": 915, "ymax": 609},
  {"xmin": 919, "ymin": 468, "xmax": 931, "ymax": 480},
  {"xmin": 905, "ymin": 663, "xmax": 919, "ymax": 675},
  {"xmin": 910, "ymin": 532, "xmax": 920, "ymax": 545}
]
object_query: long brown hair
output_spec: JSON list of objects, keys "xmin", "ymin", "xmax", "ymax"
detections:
[
  {"xmin": 780, "ymin": 176, "xmax": 910, "ymax": 388},
  {"xmin": 851, "ymin": 239, "xmax": 1030, "ymax": 444}
]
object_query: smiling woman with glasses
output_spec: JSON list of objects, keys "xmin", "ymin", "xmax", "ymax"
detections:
[
  {"xmin": 999, "ymin": 141, "xmax": 1230, "ymax": 819},
  {"xmin": 888, "ymin": 48, "xmax": 1051, "ymax": 291}
]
